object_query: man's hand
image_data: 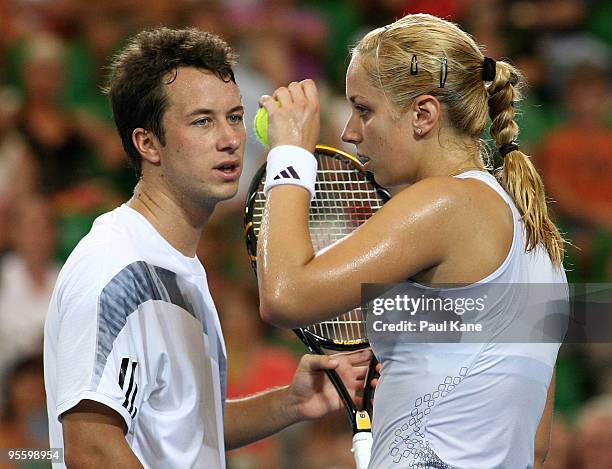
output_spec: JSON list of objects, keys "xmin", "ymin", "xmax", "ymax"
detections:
[
  {"xmin": 284, "ymin": 349, "xmax": 372, "ymax": 422},
  {"xmin": 224, "ymin": 349, "xmax": 373, "ymax": 450}
]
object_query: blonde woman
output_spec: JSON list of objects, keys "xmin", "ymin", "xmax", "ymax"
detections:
[{"xmin": 257, "ymin": 14, "xmax": 567, "ymax": 469}]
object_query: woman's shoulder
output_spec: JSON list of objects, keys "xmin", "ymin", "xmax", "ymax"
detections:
[
  {"xmin": 391, "ymin": 175, "xmax": 491, "ymax": 215},
  {"xmin": 395, "ymin": 175, "xmax": 514, "ymax": 284},
  {"xmin": 374, "ymin": 176, "xmax": 482, "ymax": 253}
]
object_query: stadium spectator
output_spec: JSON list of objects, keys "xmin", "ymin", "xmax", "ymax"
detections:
[
  {"xmin": 0, "ymin": 354, "xmax": 48, "ymax": 469},
  {"xmin": 572, "ymin": 394, "xmax": 612, "ymax": 468}
]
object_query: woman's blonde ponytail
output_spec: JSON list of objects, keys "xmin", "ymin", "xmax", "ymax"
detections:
[{"xmin": 487, "ymin": 61, "xmax": 565, "ymax": 266}]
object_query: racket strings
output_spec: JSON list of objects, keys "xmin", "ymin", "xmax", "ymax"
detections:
[{"xmin": 252, "ymin": 152, "xmax": 384, "ymax": 345}]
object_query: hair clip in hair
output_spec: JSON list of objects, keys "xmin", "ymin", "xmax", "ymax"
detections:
[
  {"xmin": 499, "ymin": 142, "xmax": 519, "ymax": 157},
  {"xmin": 439, "ymin": 56, "xmax": 448, "ymax": 88},
  {"xmin": 410, "ymin": 55, "xmax": 418, "ymax": 75},
  {"xmin": 482, "ymin": 56, "xmax": 496, "ymax": 81}
]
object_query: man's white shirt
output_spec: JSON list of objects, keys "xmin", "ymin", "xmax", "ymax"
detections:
[{"xmin": 44, "ymin": 204, "xmax": 227, "ymax": 468}]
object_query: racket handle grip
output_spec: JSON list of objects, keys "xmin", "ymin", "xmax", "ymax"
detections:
[{"xmin": 352, "ymin": 431, "xmax": 373, "ymax": 469}]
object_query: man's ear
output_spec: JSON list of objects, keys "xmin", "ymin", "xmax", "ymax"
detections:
[
  {"xmin": 132, "ymin": 128, "xmax": 162, "ymax": 165},
  {"xmin": 410, "ymin": 95, "xmax": 441, "ymax": 137}
]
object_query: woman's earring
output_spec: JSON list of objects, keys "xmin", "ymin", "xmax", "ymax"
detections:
[{"xmin": 415, "ymin": 128, "xmax": 422, "ymax": 135}]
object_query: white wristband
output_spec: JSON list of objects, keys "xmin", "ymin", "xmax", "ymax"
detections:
[{"xmin": 264, "ymin": 145, "xmax": 317, "ymax": 201}]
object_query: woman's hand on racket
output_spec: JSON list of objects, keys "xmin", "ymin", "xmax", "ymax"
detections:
[
  {"xmin": 259, "ymin": 79, "xmax": 320, "ymax": 152},
  {"xmin": 285, "ymin": 349, "xmax": 372, "ymax": 422}
]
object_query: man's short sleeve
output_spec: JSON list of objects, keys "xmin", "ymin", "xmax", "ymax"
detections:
[{"xmin": 54, "ymin": 257, "xmax": 147, "ymax": 432}]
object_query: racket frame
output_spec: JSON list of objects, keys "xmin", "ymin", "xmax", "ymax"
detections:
[{"xmin": 243, "ymin": 144, "xmax": 387, "ymax": 440}]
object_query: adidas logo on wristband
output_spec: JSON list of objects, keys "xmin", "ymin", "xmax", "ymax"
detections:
[
  {"xmin": 264, "ymin": 145, "xmax": 318, "ymax": 200},
  {"xmin": 273, "ymin": 166, "xmax": 300, "ymax": 180}
]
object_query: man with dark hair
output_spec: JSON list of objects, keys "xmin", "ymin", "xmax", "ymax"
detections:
[
  {"xmin": 104, "ymin": 28, "xmax": 239, "ymax": 177},
  {"xmin": 44, "ymin": 28, "xmax": 369, "ymax": 468}
]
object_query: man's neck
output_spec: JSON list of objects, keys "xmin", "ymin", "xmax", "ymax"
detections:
[{"xmin": 127, "ymin": 181, "xmax": 214, "ymax": 258}]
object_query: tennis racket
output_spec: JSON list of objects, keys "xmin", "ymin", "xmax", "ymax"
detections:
[{"xmin": 244, "ymin": 144, "xmax": 390, "ymax": 469}]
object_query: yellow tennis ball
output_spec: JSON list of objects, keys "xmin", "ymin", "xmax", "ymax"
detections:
[{"xmin": 253, "ymin": 106, "xmax": 269, "ymax": 147}]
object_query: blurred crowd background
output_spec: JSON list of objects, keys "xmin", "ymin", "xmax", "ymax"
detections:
[{"xmin": 0, "ymin": 0, "xmax": 610, "ymax": 468}]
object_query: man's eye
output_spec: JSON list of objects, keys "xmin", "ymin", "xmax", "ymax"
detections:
[
  {"xmin": 228, "ymin": 114, "xmax": 243, "ymax": 124},
  {"xmin": 194, "ymin": 117, "xmax": 211, "ymax": 127}
]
